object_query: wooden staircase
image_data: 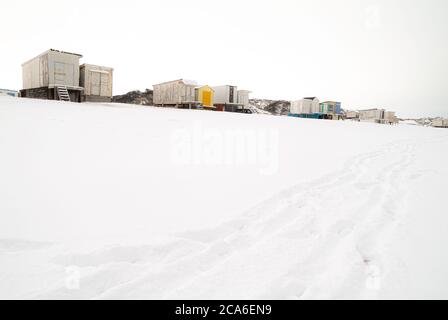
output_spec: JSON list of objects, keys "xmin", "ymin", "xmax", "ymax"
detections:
[{"xmin": 56, "ymin": 86, "xmax": 71, "ymax": 102}]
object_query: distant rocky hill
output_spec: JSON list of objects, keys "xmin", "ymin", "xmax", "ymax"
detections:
[
  {"xmin": 411, "ymin": 117, "xmax": 442, "ymax": 127},
  {"xmin": 112, "ymin": 92, "xmax": 290, "ymax": 116},
  {"xmin": 112, "ymin": 89, "xmax": 153, "ymax": 106},
  {"xmin": 249, "ymin": 99, "xmax": 290, "ymax": 116}
]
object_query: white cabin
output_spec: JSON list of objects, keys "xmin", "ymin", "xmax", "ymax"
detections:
[
  {"xmin": 359, "ymin": 109, "xmax": 398, "ymax": 124},
  {"xmin": 385, "ymin": 111, "xmax": 399, "ymax": 124},
  {"xmin": 212, "ymin": 85, "xmax": 240, "ymax": 112},
  {"xmin": 22, "ymin": 49, "xmax": 82, "ymax": 90},
  {"xmin": 432, "ymin": 119, "xmax": 448, "ymax": 128},
  {"xmin": 345, "ymin": 110, "xmax": 359, "ymax": 120},
  {"xmin": 359, "ymin": 109, "xmax": 385, "ymax": 122},
  {"xmin": 153, "ymin": 79, "xmax": 198, "ymax": 107},
  {"xmin": 21, "ymin": 49, "xmax": 84, "ymax": 102},
  {"xmin": 80, "ymin": 64, "xmax": 114, "ymax": 102},
  {"xmin": 237, "ymin": 90, "xmax": 251, "ymax": 107},
  {"xmin": 290, "ymin": 97, "xmax": 320, "ymax": 114},
  {"xmin": 212, "ymin": 85, "xmax": 238, "ymax": 105}
]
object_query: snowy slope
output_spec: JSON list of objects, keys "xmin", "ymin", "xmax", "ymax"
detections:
[
  {"xmin": 1, "ymin": 96, "xmax": 448, "ymax": 299},
  {"xmin": 249, "ymin": 99, "xmax": 290, "ymax": 116}
]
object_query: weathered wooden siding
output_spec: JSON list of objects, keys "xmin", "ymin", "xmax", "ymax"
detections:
[
  {"xmin": 359, "ymin": 109, "xmax": 385, "ymax": 121},
  {"xmin": 432, "ymin": 119, "xmax": 444, "ymax": 127},
  {"xmin": 22, "ymin": 49, "xmax": 82, "ymax": 90},
  {"xmin": 22, "ymin": 54, "xmax": 44, "ymax": 89},
  {"xmin": 80, "ymin": 64, "xmax": 113, "ymax": 98},
  {"xmin": 384, "ymin": 111, "xmax": 398, "ymax": 124},
  {"xmin": 237, "ymin": 90, "xmax": 250, "ymax": 107},
  {"xmin": 153, "ymin": 80, "xmax": 197, "ymax": 105},
  {"xmin": 290, "ymin": 98, "xmax": 320, "ymax": 114},
  {"xmin": 345, "ymin": 111, "xmax": 359, "ymax": 119}
]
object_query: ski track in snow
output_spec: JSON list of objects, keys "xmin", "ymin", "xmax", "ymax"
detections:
[{"xmin": 26, "ymin": 135, "xmax": 437, "ymax": 300}]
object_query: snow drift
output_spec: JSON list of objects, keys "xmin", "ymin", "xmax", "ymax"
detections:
[{"xmin": 1, "ymin": 96, "xmax": 448, "ymax": 299}]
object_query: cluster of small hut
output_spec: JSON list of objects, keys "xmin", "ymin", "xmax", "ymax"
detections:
[
  {"xmin": 290, "ymin": 97, "xmax": 342, "ymax": 120},
  {"xmin": 19, "ymin": 49, "xmax": 113, "ymax": 103},
  {"xmin": 5, "ymin": 48, "xmax": 446, "ymax": 127},
  {"xmin": 344, "ymin": 108, "xmax": 399, "ymax": 125},
  {"xmin": 152, "ymin": 79, "xmax": 252, "ymax": 113},
  {"xmin": 432, "ymin": 119, "xmax": 448, "ymax": 128},
  {"xmin": 16, "ymin": 49, "xmax": 252, "ymax": 113},
  {"xmin": 289, "ymin": 97, "xmax": 399, "ymax": 125}
]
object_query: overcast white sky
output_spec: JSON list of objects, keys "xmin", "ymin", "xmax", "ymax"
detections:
[{"xmin": 1, "ymin": 0, "xmax": 447, "ymax": 118}]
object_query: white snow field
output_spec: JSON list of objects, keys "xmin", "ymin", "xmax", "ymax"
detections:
[{"xmin": 1, "ymin": 96, "xmax": 448, "ymax": 300}]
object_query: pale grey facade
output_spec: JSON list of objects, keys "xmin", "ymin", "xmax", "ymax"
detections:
[
  {"xmin": 358, "ymin": 109, "xmax": 398, "ymax": 124},
  {"xmin": 80, "ymin": 64, "xmax": 114, "ymax": 102},
  {"xmin": 22, "ymin": 49, "xmax": 83, "ymax": 90},
  {"xmin": 21, "ymin": 49, "xmax": 84, "ymax": 102},
  {"xmin": 153, "ymin": 79, "xmax": 199, "ymax": 108}
]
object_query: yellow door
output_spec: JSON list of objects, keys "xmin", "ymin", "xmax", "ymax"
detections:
[{"xmin": 202, "ymin": 90, "xmax": 212, "ymax": 107}]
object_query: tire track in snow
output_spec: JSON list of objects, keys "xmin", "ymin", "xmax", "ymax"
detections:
[
  {"xmin": 95, "ymin": 146, "xmax": 395, "ymax": 299},
  {"xmin": 165, "ymin": 140, "xmax": 419, "ymax": 299},
  {"xmin": 107, "ymin": 141, "xmax": 417, "ymax": 299},
  {"xmin": 37, "ymin": 137, "xmax": 426, "ymax": 299}
]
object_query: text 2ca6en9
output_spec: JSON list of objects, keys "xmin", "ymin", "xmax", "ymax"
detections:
[{"xmin": 219, "ymin": 305, "xmax": 272, "ymax": 316}]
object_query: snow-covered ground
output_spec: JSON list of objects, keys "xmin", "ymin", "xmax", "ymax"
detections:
[
  {"xmin": 400, "ymin": 120, "xmax": 420, "ymax": 126},
  {"xmin": 1, "ymin": 96, "xmax": 447, "ymax": 300}
]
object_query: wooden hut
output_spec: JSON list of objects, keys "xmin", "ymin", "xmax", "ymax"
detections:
[
  {"xmin": 358, "ymin": 108, "xmax": 398, "ymax": 124},
  {"xmin": 195, "ymin": 85, "xmax": 215, "ymax": 108},
  {"xmin": 212, "ymin": 85, "xmax": 241, "ymax": 112},
  {"xmin": 80, "ymin": 64, "xmax": 113, "ymax": 102},
  {"xmin": 237, "ymin": 90, "xmax": 251, "ymax": 108},
  {"xmin": 21, "ymin": 49, "xmax": 83, "ymax": 102},
  {"xmin": 290, "ymin": 97, "xmax": 320, "ymax": 115},
  {"xmin": 432, "ymin": 119, "xmax": 448, "ymax": 128},
  {"xmin": 153, "ymin": 79, "xmax": 199, "ymax": 108}
]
